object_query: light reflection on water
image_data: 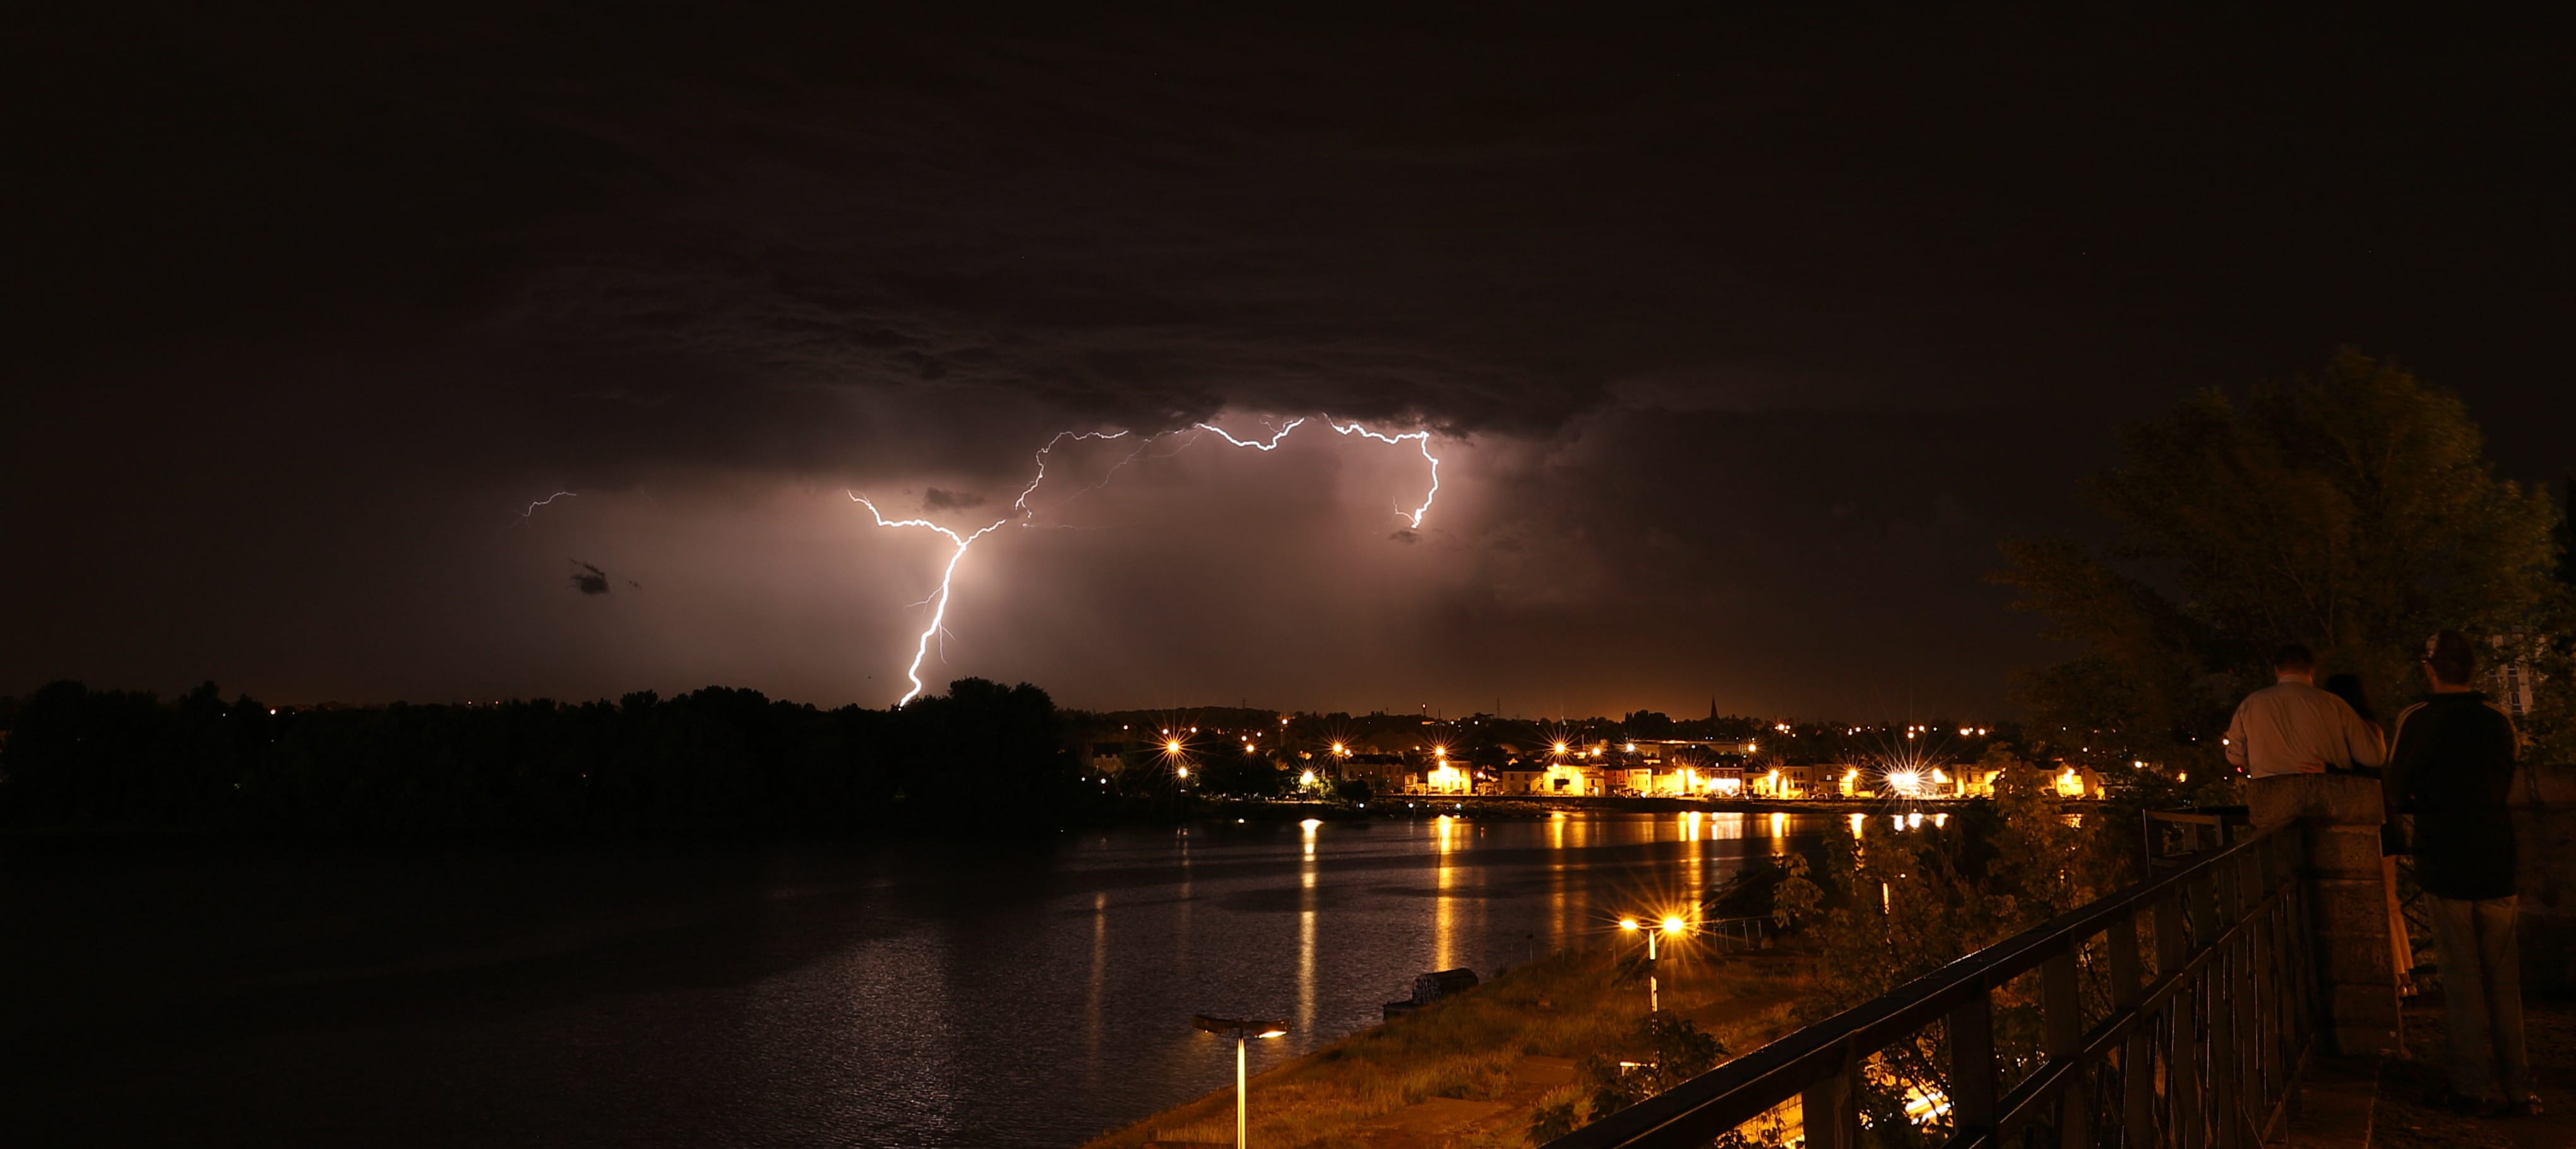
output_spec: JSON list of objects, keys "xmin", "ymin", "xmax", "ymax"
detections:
[{"xmin": 0, "ymin": 812, "xmax": 1871, "ymax": 1148}]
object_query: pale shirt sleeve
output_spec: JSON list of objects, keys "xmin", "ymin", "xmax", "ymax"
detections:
[{"xmin": 2224, "ymin": 702, "xmax": 2249, "ymax": 769}]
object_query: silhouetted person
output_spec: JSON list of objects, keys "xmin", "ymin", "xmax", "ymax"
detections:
[
  {"xmin": 2322, "ymin": 672, "xmax": 2375, "ymax": 723},
  {"xmin": 2227, "ymin": 645, "xmax": 2385, "ymax": 788},
  {"xmin": 2384, "ymin": 630, "xmax": 2533, "ymax": 1117},
  {"xmin": 2320, "ymin": 672, "xmax": 2386, "ymax": 776}
]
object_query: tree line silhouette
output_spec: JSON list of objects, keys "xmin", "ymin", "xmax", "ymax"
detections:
[{"xmin": 0, "ymin": 677, "xmax": 1087, "ymax": 834}]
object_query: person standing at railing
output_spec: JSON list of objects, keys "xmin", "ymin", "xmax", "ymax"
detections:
[
  {"xmin": 2226, "ymin": 643, "xmax": 2387, "ymax": 790},
  {"xmin": 2383, "ymin": 629, "xmax": 2536, "ymax": 1119}
]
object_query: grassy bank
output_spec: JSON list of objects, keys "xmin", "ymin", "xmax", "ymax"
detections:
[{"xmin": 1082, "ymin": 944, "xmax": 1815, "ymax": 1149}]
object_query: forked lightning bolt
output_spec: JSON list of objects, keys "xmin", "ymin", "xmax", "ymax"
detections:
[
  {"xmin": 854, "ymin": 415, "xmax": 1441, "ymax": 705},
  {"xmin": 846, "ymin": 496, "xmax": 1013, "ymax": 705},
  {"xmin": 1322, "ymin": 417, "xmax": 1440, "ymax": 528}
]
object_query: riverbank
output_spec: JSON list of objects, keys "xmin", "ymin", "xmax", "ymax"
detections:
[{"xmin": 1080, "ymin": 943, "xmax": 1815, "ymax": 1149}]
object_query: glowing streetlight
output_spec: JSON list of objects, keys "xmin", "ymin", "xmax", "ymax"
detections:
[
  {"xmin": 1193, "ymin": 1015, "xmax": 1290, "ymax": 1148},
  {"xmin": 1619, "ymin": 915, "xmax": 1688, "ymax": 1011}
]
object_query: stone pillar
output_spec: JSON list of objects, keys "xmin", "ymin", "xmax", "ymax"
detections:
[
  {"xmin": 2513, "ymin": 763, "xmax": 2576, "ymax": 995},
  {"xmin": 2248, "ymin": 774, "xmax": 2404, "ymax": 1057}
]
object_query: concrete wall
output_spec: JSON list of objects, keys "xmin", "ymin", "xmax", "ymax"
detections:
[{"xmin": 2250, "ymin": 773, "xmax": 2406, "ymax": 1056}]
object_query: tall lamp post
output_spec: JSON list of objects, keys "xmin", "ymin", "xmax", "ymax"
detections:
[
  {"xmin": 1618, "ymin": 915, "xmax": 1688, "ymax": 1013},
  {"xmin": 1192, "ymin": 1014, "xmax": 1289, "ymax": 1148}
]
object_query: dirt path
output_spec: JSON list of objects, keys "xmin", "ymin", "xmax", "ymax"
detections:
[
  {"xmin": 1354, "ymin": 987, "xmax": 1805, "ymax": 1149},
  {"xmin": 1090, "ymin": 948, "xmax": 1815, "ymax": 1149}
]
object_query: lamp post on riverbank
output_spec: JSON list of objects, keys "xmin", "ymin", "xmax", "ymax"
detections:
[
  {"xmin": 1618, "ymin": 915, "xmax": 1687, "ymax": 1013},
  {"xmin": 1192, "ymin": 1014, "xmax": 1289, "ymax": 1148}
]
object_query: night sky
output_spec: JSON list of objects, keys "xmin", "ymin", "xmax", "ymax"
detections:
[{"xmin": 9, "ymin": 5, "xmax": 2571, "ymax": 717}]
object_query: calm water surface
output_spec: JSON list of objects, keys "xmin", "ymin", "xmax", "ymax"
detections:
[{"xmin": 3, "ymin": 811, "xmax": 1830, "ymax": 1147}]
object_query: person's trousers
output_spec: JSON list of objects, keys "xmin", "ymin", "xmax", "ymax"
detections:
[{"xmin": 2423, "ymin": 893, "xmax": 2529, "ymax": 1100}]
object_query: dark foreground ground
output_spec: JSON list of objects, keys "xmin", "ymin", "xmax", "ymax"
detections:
[{"xmin": 2349, "ymin": 993, "xmax": 2576, "ymax": 1149}]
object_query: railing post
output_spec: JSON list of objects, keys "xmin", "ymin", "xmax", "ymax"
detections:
[
  {"xmin": 2152, "ymin": 888, "xmax": 2182, "ymax": 1145},
  {"xmin": 2234, "ymin": 852, "xmax": 2266, "ymax": 1139},
  {"xmin": 2209, "ymin": 866, "xmax": 2241, "ymax": 1149},
  {"xmin": 2166, "ymin": 886, "xmax": 2203, "ymax": 1149},
  {"xmin": 2109, "ymin": 908, "xmax": 2155, "ymax": 1146},
  {"xmin": 1947, "ymin": 985, "xmax": 1998, "ymax": 1137},
  {"xmin": 2042, "ymin": 946, "xmax": 2090, "ymax": 1148},
  {"xmin": 1799, "ymin": 1039, "xmax": 1857, "ymax": 1149}
]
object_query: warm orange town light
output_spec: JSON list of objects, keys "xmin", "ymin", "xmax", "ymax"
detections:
[
  {"xmin": 1619, "ymin": 917, "xmax": 1640, "ymax": 931},
  {"xmin": 1661, "ymin": 915, "xmax": 1685, "ymax": 934},
  {"xmin": 1553, "ymin": 741, "xmax": 1569, "ymax": 754},
  {"xmin": 1166, "ymin": 739, "xmax": 1183, "ymax": 754}
]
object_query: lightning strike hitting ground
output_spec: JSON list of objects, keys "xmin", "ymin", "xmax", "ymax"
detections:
[
  {"xmin": 847, "ymin": 495, "xmax": 1013, "ymax": 705},
  {"xmin": 853, "ymin": 415, "xmax": 1443, "ymax": 705}
]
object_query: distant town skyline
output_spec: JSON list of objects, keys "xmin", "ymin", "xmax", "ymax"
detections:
[{"xmin": 9, "ymin": 8, "xmax": 2570, "ymax": 715}]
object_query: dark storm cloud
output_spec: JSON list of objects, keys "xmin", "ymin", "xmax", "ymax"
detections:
[
  {"xmin": 9, "ymin": 4, "xmax": 2572, "ymax": 710},
  {"xmin": 569, "ymin": 562, "xmax": 611, "ymax": 597},
  {"xmin": 29, "ymin": 6, "xmax": 2573, "ymax": 472},
  {"xmin": 921, "ymin": 487, "xmax": 988, "ymax": 513}
]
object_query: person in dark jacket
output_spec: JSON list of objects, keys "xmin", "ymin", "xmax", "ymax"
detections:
[{"xmin": 2383, "ymin": 630, "xmax": 2532, "ymax": 1117}]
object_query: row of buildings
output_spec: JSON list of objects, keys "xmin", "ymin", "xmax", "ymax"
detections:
[
  {"xmin": 1084, "ymin": 727, "xmax": 2104, "ymax": 801},
  {"xmin": 1339, "ymin": 739, "xmax": 2103, "ymax": 801}
]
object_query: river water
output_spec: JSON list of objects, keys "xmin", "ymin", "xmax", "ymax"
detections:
[{"xmin": 2, "ymin": 811, "xmax": 1830, "ymax": 1148}]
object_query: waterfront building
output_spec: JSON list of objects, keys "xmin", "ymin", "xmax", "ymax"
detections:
[{"xmin": 1747, "ymin": 764, "xmax": 1815, "ymax": 798}]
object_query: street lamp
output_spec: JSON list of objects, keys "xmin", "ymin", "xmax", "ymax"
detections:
[
  {"xmin": 1193, "ymin": 1015, "xmax": 1290, "ymax": 1148},
  {"xmin": 1618, "ymin": 915, "xmax": 1688, "ymax": 1013}
]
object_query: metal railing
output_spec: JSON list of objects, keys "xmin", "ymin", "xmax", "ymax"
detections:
[
  {"xmin": 1699, "ymin": 915, "xmax": 1772, "ymax": 952},
  {"xmin": 2140, "ymin": 806, "xmax": 2250, "ymax": 869},
  {"xmin": 1544, "ymin": 823, "xmax": 2315, "ymax": 1149}
]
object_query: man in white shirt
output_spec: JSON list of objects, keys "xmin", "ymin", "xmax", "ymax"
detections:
[{"xmin": 2226, "ymin": 643, "xmax": 2387, "ymax": 778}]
